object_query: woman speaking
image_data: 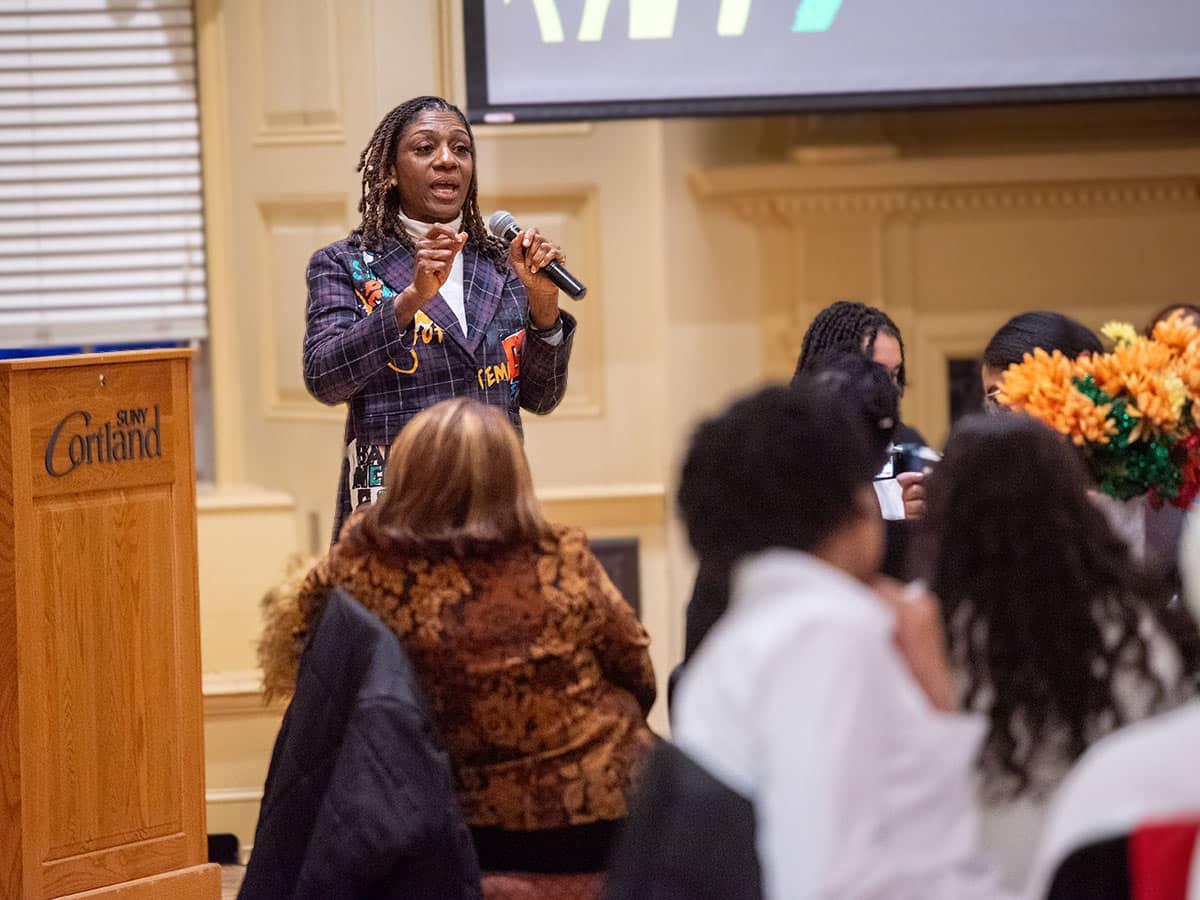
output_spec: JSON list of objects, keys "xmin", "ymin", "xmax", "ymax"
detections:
[{"xmin": 303, "ymin": 96, "xmax": 575, "ymax": 540}]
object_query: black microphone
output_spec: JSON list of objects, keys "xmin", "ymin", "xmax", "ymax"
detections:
[{"xmin": 487, "ymin": 210, "xmax": 587, "ymax": 300}]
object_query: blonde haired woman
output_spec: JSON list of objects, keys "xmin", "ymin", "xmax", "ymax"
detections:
[{"xmin": 266, "ymin": 397, "xmax": 656, "ymax": 878}]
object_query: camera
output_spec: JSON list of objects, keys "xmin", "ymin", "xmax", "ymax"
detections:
[{"xmin": 874, "ymin": 442, "xmax": 941, "ymax": 480}]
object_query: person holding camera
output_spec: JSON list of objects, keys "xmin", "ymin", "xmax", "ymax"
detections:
[{"xmin": 792, "ymin": 300, "xmax": 932, "ymax": 521}]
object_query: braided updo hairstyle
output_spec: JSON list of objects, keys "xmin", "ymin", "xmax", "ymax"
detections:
[
  {"xmin": 353, "ymin": 96, "xmax": 507, "ymax": 270},
  {"xmin": 793, "ymin": 301, "xmax": 908, "ymax": 392}
]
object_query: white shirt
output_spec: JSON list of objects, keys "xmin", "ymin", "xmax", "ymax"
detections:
[
  {"xmin": 674, "ymin": 549, "xmax": 1010, "ymax": 900},
  {"xmin": 398, "ymin": 208, "xmax": 467, "ymax": 334}
]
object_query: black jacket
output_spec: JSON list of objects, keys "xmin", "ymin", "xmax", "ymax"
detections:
[
  {"xmin": 239, "ymin": 588, "xmax": 481, "ymax": 900},
  {"xmin": 603, "ymin": 739, "xmax": 762, "ymax": 900}
]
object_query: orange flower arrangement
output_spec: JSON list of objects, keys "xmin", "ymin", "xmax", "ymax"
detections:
[
  {"xmin": 997, "ymin": 311, "xmax": 1200, "ymax": 506},
  {"xmin": 998, "ymin": 349, "xmax": 1116, "ymax": 446}
]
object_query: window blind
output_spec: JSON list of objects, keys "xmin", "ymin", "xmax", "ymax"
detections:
[{"xmin": 0, "ymin": 0, "xmax": 207, "ymax": 349}]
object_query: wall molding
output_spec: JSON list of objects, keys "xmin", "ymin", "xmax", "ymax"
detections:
[
  {"xmin": 195, "ymin": 0, "xmax": 245, "ymax": 484},
  {"xmin": 206, "ymin": 788, "xmax": 264, "ymax": 806},
  {"xmin": 255, "ymin": 195, "xmax": 352, "ymax": 423},
  {"xmin": 537, "ymin": 483, "xmax": 667, "ymax": 531},
  {"xmin": 709, "ymin": 178, "xmax": 1200, "ymax": 224},
  {"xmin": 203, "ymin": 670, "xmax": 286, "ymax": 719},
  {"xmin": 252, "ymin": 0, "xmax": 346, "ymax": 147},
  {"xmin": 692, "ymin": 147, "xmax": 1200, "ymax": 223},
  {"xmin": 197, "ymin": 483, "xmax": 295, "ymax": 514}
]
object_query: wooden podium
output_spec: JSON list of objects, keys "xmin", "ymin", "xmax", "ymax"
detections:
[{"xmin": 0, "ymin": 350, "xmax": 220, "ymax": 899}]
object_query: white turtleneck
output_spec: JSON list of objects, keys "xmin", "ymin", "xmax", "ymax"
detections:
[{"xmin": 398, "ymin": 208, "xmax": 467, "ymax": 334}]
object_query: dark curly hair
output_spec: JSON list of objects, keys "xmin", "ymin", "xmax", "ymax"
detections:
[
  {"xmin": 799, "ymin": 350, "xmax": 899, "ymax": 467},
  {"xmin": 793, "ymin": 301, "xmax": 908, "ymax": 393},
  {"xmin": 352, "ymin": 95, "xmax": 507, "ymax": 269},
  {"xmin": 982, "ymin": 311, "xmax": 1102, "ymax": 370},
  {"xmin": 677, "ymin": 382, "xmax": 880, "ymax": 565},
  {"xmin": 922, "ymin": 413, "xmax": 1200, "ymax": 800}
]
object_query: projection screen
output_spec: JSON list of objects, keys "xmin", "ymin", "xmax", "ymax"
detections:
[{"xmin": 463, "ymin": 0, "xmax": 1200, "ymax": 123}]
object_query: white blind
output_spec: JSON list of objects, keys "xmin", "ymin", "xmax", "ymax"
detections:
[{"xmin": 0, "ymin": 0, "xmax": 206, "ymax": 349}]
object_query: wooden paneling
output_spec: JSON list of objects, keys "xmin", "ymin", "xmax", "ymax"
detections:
[
  {"xmin": 0, "ymin": 368, "xmax": 25, "ymax": 900},
  {"xmin": 57, "ymin": 864, "xmax": 221, "ymax": 900},
  {"xmin": 255, "ymin": 0, "xmax": 343, "ymax": 144},
  {"xmin": 256, "ymin": 198, "xmax": 349, "ymax": 421},
  {"xmin": 35, "ymin": 490, "xmax": 182, "ymax": 860}
]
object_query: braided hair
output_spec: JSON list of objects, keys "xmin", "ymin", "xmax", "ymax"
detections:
[
  {"xmin": 793, "ymin": 301, "xmax": 908, "ymax": 392},
  {"xmin": 353, "ymin": 96, "xmax": 507, "ymax": 270}
]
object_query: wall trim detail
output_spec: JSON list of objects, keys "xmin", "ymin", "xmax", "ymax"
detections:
[
  {"xmin": 195, "ymin": 0, "xmax": 245, "ymax": 483},
  {"xmin": 691, "ymin": 148, "xmax": 1200, "ymax": 223},
  {"xmin": 707, "ymin": 179, "xmax": 1200, "ymax": 223},
  {"xmin": 537, "ymin": 483, "xmax": 667, "ymax": 531},
  {"xmin": 203, "ymin": 670, "xmax": 286, "ymax": 719},
  {"xmin": 206, "ymin": 788, "xmax": 264, "ymax": 806}
]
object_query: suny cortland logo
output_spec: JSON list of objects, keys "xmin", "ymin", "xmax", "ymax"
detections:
[
  {"xmin": 501, "ymin": 0, "xmax": 844, "ymax": 42},
  {"xmin": 44, "ymin": 405, "xmax": 163, "ymax": 477}
]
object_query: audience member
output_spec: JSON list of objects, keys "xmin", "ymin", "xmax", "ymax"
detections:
[
  {"xmin": 1146, "ymin": 302, "xmax": 1200, "ymax": 333},
  {"xmin": 980, "ymin": 311, "xmax": 1102, "ymax": 412},
  {"xmin": 673, "ymin": 383, "xmax": 1007, "ymax": 899},
  {"xmin": 794, "ymin": 301, "xmax": 930, "ymax": 522},
  {"xmin": 980, "ymin": 310, "xmax": 1174, "ymax": 560},
  {"xmin": 793, "ymin": 301, "xmax": 909, "ymax": 414},
  {"xmin": 677, "ymin": 353, "xmax": 901, "ymax": 691},
  {"xmin": 921, "ymin": 413, "xmax": 1200, "ymax": 892},
  {"xmin": 261, "ymin": 398, "xmax": 655, "ymax": 878},
  {"xmin": 1026, "ymin": 510, "xmax": 1200, "ymax": 899}
]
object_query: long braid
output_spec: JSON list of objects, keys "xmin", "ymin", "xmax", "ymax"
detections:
[
  {"xmin": 864, "ymin": 307, "xmax": 907, "ymax": 392},
  {"xmin": 352, "ymin": 97, "xmax": 507, "ymax": 270},
  {"xmin": 794, "ymin": 301, "xmax": 908, "ymax": 392}
]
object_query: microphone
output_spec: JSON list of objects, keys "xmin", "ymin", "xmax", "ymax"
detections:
[{"xmin": 487, "ymin": 210, "xmax": 587, "ymax": 300}]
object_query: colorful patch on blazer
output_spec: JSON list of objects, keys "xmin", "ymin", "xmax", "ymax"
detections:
[
  {"xmin": 350, "ymin": 253, "xmax": 443, "ymax": 375},
  {"xmin": 347, "ymin": 438, "xmax": 387, "ymax": 512},
  {"xmin": 476, "ymin": 328, "xmax": 526, "ymax": 398}
]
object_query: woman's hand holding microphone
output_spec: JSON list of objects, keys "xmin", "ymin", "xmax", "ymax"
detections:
[{"xmin": 394, "ymin": 224, "xmax": 566, "ymax": 332}]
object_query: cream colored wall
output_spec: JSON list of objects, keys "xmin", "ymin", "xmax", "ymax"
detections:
[{"xmin": 193, "ymin": 0, "xmax": 1200, "ymax": 853}]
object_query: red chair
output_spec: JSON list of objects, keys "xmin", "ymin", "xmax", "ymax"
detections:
[{"xmin": 1047, "ymin": 817, "xmax": 1200, "ymax": 900}]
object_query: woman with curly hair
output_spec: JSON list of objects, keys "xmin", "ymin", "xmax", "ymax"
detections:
[
  {"xmin": 263, "ymin": 397, "xmax": 655, "ymax": 881},
  {"xmin": 921, "ymin": 413, "xmax": 1200, "ymax": 892}
]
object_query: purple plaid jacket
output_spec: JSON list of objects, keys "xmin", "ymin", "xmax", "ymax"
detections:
[{"xmin": 303, "ymin": 235, "xmax": 575, "ymax": 540}]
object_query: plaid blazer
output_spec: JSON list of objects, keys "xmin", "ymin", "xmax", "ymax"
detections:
[{"xmin": 303, "ymin": 235, "xmax": 576, "ymax": 540}]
